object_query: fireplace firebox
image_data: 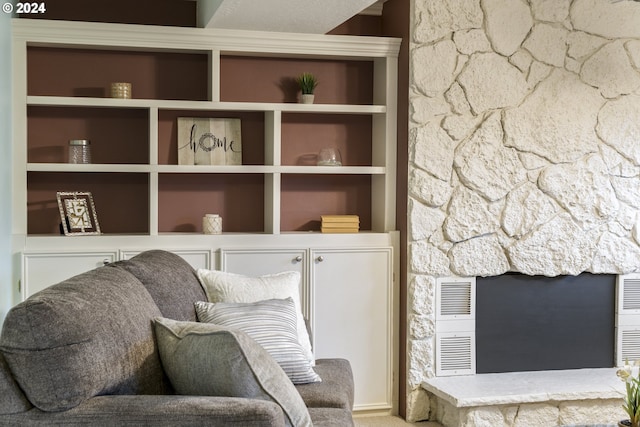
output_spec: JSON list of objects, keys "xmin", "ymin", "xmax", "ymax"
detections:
[{"xmin": 475, "ymin": 273, "xmax": 616, "ymax": 374}]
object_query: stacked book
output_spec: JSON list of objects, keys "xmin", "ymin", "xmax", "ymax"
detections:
[{"xmin": 320, "ymin": 215, "xmax": 360, "ymax": 233}]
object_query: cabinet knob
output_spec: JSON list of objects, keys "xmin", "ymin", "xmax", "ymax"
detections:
[
  {"xmin": 316, "ymin": 256, "xmax": 324, "ymax": 262},
  {"xmin": 103, "ymin": 259, "xmax": 110, "ymax": 266},
  {"xmin": 294, "ymin": 256, "xmax": 303, "ymax": 263}
]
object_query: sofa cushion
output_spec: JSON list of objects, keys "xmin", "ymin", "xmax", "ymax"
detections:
[
  {"xmin": 0, "ymin": 266, "xmax": 169, "ymax": 412},
  {"xmin": 154, "ymin": 317, "xmax": 312, "ymax": 427},
  {"xmin": 195, "ymin": 298, "xmax": 320, "ymax": 384},
  {"xmin": 197, "ymin": 269, "xmax": 313, "ymax": 364},
  {"xmin": 1, "ymin": 395, "xmax": 287, "ymax": 426},
  {"xmin": 111, "ymin": 250, "xmax": 207, "ymax": 322}
]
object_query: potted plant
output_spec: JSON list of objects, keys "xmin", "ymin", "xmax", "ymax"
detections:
[
  {"xmin": 296, "ymin": 72, "xmax": 318, "ymax": 104},
  {"xmin": 617, "ymin": 361, "xmax": 640, "ymax": 427}
]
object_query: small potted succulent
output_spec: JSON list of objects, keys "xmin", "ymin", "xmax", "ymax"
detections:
[
  {"xmin": 296, "ymin": 72, "xmax": 318, "ymax": 104},
  {"xmin": 617, "ymin": 361, "xmax": 640, "ymax": 427}
]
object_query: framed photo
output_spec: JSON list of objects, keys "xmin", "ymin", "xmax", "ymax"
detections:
[
  {"xmin": 56, "ymin": 191, "xmax": 101, "ymax": 236},
  {"xmin": 177, "ymin": 117, "xmax": 242, "ymax": 166}
]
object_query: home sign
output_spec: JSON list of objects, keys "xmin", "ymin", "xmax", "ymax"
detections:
[{"xmin": 177, "ymin": 117, "xmax": 242, "ymax": 166}]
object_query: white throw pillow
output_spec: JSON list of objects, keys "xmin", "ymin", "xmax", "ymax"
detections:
[
  {"xmin": 195, "ymin": 298, "xmax": 320, "ymax": 384},
  {"xmin": 197, "ymin": 269, "xmax": 314, "ymax": 364}
]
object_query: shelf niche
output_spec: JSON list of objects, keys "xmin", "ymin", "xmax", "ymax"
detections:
[
  {"xmin": 27, "ymin": 46, "xmax": 210, "ymax": 100},
  {"xmin": 220, "ymin": 55, "xmax": 374, "ymax": 105},
  {"xmin": 281, "ymin": 113, "xmax": 372, "ymax": 167},
  {"xmin": 27, "ymin": 106, "xmax": 149, "ymax": 164},
  {"xmin": 158, "ymin": 110, "xmax": 265, "ymax": 166},
  {"xmin": 280, "ymin": 174, "xmax": 372, "ymax": 232},
  {"xmin": 157, "ymin": 173, "xmax": 265, "ymax": 233},
  {"xmin": 27, "ymin": 172, "xmax": 149, "ymax": 235}
]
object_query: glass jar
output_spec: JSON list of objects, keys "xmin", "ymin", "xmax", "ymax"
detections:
[{"xmin": 68, "ymin": 140, "xmax": 92, "ymax": 164}]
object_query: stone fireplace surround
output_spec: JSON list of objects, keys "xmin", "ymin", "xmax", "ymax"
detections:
[{"xmin": 407, "ymin": 0, "xmax": 640, "ymax": 424}]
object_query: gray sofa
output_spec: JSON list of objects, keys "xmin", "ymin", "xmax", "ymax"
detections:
[{"xmin": 0, "ymin": 250, "xmax": 354, "ymax": 426}]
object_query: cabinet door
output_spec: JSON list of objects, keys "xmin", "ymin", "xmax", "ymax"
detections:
[
  {"xmin": 311, "ymin": 248, "xmax": 393, "ymax": 411},
  {"xmin": 220, "ymin": 248, "xmax": 309, "ymax": 319},
  {"xmin": 22, "ymin": 251, "xmax": 118, "ymax": 298}
]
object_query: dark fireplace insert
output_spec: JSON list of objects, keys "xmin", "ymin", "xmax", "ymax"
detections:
[{"xmin": 476, "ymin": 272, "xmax": 616, "ymax": 374}]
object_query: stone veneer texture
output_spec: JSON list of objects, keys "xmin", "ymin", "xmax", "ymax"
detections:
[
  {"xmin": 433, "ymin": 399, "xmax": 626, "ymax": 427},
  {"xmin": 407, "ymin": 0, "xmax": 640, "ymax": 421}
]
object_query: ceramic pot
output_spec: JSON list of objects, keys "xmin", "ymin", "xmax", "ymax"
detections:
[
  {"xmin": 202, "ymin": 214, "xmax": 222, "ymax": 234},
  {"xmin": 300, "ymin": 94, "xmax": 315, "ymax": 104},
  {"xmin": 619, "ymin": 420, "xmax": 632, "ymax": 427},
  {"xmin": 110, "ymin": 82, "xmax": 131, "ymax": 99}
]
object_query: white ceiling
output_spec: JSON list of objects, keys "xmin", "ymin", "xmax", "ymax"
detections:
[{"xmin": 196, "ymin": 0, "xmax": 382, "ymax": 33}]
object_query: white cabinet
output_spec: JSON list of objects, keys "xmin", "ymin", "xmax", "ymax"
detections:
[
  {"xmin": 22, "ymin": 251, "xmax": 117, "ymax": 298},
  {"xmin": 221, "ymin": 249, "xmax": 309, "ymax": 318},
  {"xmin": 220, "ymin": 246, "xmax": 393, "ymax": 411},
  {"xmin": 21, "ymin": 249, "xmax": 211, "ymax": 300},
  {"xmin": 311, "ymin": 248, "xmax": 393, "ymax": 411},
  {"xmin": 221, "ymin": 248, "xmax": 307, "ymax": 277}
]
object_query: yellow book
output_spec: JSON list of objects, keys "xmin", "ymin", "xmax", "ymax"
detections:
[
  {"xmin": 320, "ymin": 215, "xmax": 360, "ymax": 223},
  {"xmin": 320, "ymin": 221, "xmax": 360, "ymax": 229},
  {"xmin": 321, "ymin": 227, "xmax": 360, "ymax": 233}
]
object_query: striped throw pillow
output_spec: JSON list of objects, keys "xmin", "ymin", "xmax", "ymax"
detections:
[
  {"xmin": 195, "ymin": 298, "xmax": 321, "ymax": 384},
  {"xmin": 196, "ymin": 270, "xmax": 314, "ymax": 366}
]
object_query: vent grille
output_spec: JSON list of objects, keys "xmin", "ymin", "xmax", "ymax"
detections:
[
  {"xmin": 436, "ymin": 333, "xmax": 475, "ymax": 376},
  {"xmin": 624, "ymin": 279, "xmax": 640, "ymax": 310},
  {"xmin": 440, "ymin": 336, "xmax": 472, "ymax": 371},
  {"xmin": 435, "ymin": 277, "xmax": 476, "ymax": 376},
  {"xmin": 616, "ymin": 275, "xmax": 640, "ymax": 366},
  {"xmin": 622, "ymin": 330, "xmax": 640, "ymax": 362},
  {"xmin": 440, "ymin": 281, "xmax": 472, "ymax": 316}
]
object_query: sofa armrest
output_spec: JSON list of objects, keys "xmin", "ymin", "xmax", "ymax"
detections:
[
  {"xmin": 0, "ymin": 353, "xmax": 32, "ymax": 415},
  {"xmin": 296, "ymin": 358, "xmax": 354, "ymax": 410},
  {"xmin": 0, "ymin": 395, "xmax": 287, "ymax": 426}
]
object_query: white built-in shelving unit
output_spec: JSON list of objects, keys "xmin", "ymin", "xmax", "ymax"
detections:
[
  {"xmin": 11, "ymin": 18, "xmax": 400, "ymax": 412},
  {"xmin": 12, "ymin": 19, "xmax": 399, "ymax": 236}
]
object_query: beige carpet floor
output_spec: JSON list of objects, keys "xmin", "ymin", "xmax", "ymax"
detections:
[{"xmin": 354, "ymin": 415, "xmax": 442, "ymax": 427}]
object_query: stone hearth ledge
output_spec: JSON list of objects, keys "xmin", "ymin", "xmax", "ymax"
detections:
[{"xmin": 422, "ymin": 368, "xmax": 624, "ymax": 408}]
